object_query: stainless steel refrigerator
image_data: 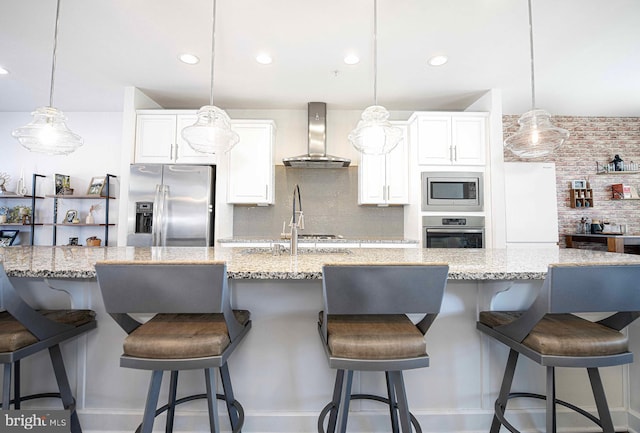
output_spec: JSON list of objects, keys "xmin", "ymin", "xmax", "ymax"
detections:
[{"xmin": 127, "ymin": 164, "xmax": 215, "ymax": 246}]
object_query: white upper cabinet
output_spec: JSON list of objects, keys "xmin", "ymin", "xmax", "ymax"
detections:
[
  {"xmin": 411, "ymin": 112, "xmax": 487, "ymax": 166},
  {"xmin": 227, "ymin": 120, "xmax": 276, "ymax": 205},
  {"xmin": 358, "ymin": 121, "xmax": 409, "ymax": 205},
  {"xmin": 134, "ymin": 113, "xmax": 217, "ymax": 165}
]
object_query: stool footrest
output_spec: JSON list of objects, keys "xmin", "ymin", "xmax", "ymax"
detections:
[
  {"xmin": 0, "ymin": 392, "xmax": 76, "ymax": 412},
  {"xmin": 495, "ymin": 392, "xmax": 604, "ymax": 433},
  {"xmin": 134, "ymin": 393, "xmax": 244, "ymax": 433},
  {"xmin": 318, "ymin": 393, "xmax": 421, "ymax": 433}
]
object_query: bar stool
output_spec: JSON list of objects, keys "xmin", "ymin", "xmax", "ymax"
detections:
[
  {"xmin": 95, "ymin": 261, "xmax": 250, "ymax": 433},
  {"xmin": 477, "ymin": 263, "xmax": 640, "ymax": 433},
  {"xmin": 317, "ymin": 263, "xmax": 449, "ymax": 433},
  {"xmin": 0, "ymin": 262, "xmax": 96, "ymax": 433}
]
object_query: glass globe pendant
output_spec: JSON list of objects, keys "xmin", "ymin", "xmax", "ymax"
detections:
[
  {"xmin": 504, "ymin": 0, "xmax": 569, "ymax": 158},
  {"xmin": 504, "ymin": 109, "xmax": 569, "ymax": 158},
  {"xmin": 12, "ymin": 106, "xmax": 83, "ymax": 156},
  {"xmin": 348, "ymin": 105, "xmax": 402, "ymax": 155},
  {"xmin": 348, "ymin": 0, "xmax": 403, "ymax": 155},
  {"xmin": 181, "ymin": 105, "xmax": 239, "ymax": 154},
  {"xmin": 12, "ymin": 0, "xmax": 83, "ymax": 156},
  {"xmin": 182, "ymin": 0, "xmax": 238, "ymax": 154}
]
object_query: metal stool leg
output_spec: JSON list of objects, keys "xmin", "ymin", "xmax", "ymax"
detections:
[
  {"xmin": 588, "ymin": 368, "xmax": 615, "ymax": 433},
  {"xmin": 141, "ymin": 371, "xmax": 163, "ymax": 433},
  {"xmin": 336, "ymin": 370, "xmax": 353, "ymax": 433},
  {"xmin": 165, "ymin": 371, "xmax": 179, "ymax": 433},
  {"xmin": 14, "ymin": 361, "xmax": 20, "ymax": 410},
  {"xmin": 49, "ymin": 345, "xmax": 81, "ymax": 433},
  {"xmin": 546, "ymin": 367, "xmax": 556, "ymax": 433},
  {"xmin": 324, "ymin": 369, "xmax": 345, "ymax": 433},
  {"xmin": 385, "ymin": 371, "xmax": 400, "ymax": 433},
  {"xmin": 389, "ymin": 371, "xmax": 412, "ymax": 433},
  {"xmin": 219, "ymin": 363, "xmax": 240, "ymax": 432},
  {"xmin": 491, "ymin": 349, "xmax": 519, "ymax": 433},
  {"xmin": 2, "ymin": 363, "xmax": 11, "ymax": 410},
  {"xmin": 205, "ymin": 368, "xmax": 221, "ymax": 433}
]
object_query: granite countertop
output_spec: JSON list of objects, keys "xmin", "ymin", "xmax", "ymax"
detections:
[
  {"xmin": 218, "ymin": 237, "xmax": 419, "ymax": 244},
  {"xmin": 3, "ymin": 245, "xmax": 640, "ymax": 280}
]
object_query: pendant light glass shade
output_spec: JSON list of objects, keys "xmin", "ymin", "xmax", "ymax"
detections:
[
  {"xmin": 181, "ymin": 105, "xmax": 239, "ymax": 153},
  {"xmin": 182, "ymin": 0, "xmax": 238, "ymax": 154},
  {"xmin": 348, "ymin": 0, "xmax": 403, "ymax": 155},
  {"xmin": 348, "ymin": 105, "xmax": 403, "ymax": 155},
  {"xmin": 12, "ymin": 106, "xmax": 83, "ymax": 156},
  {"xmin": 504, "ymin": 0, "xmax": 568, "ymax": 158},
  {"xmin": 12, "ymin": 0, "xmax": 82, "ymax": 156},
  {"xmin": 504, "ymin": 109, "xmax": 569, "ymax": 158}
]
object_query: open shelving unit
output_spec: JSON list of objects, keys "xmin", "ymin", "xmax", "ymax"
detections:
[
  {"xmin": 0, "ymin": 173, "xmax": 46, "ymax": 245},
  {"xmin": 46, "ymin": 174, "xmax": 117, "ymax": 246}
]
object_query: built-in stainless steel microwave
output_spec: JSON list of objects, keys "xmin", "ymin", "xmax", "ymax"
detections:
[{"xmin": 421, "ymin": 171, "xmax": 484, "ymax": 211}]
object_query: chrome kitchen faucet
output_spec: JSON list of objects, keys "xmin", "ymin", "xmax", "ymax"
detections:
[{"xmin": 290, "ymin": 184, "xmax": 304, "ymax": 255}]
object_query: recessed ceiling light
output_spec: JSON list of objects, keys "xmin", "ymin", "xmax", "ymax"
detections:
[
  {"xmin": 256, "ymin": 53, "xmax": 273, "ymax": 65},
  {"xmin": 344, "ymin": 54, "xmax": 360, "ymax": 65},
  {"xmin": 178, "ymin": 53, "xmax": 200, "ymax": 65},
  {"xmin": 0, "ymin": 66, "xmax": 9, "ymax": 75},
  {"xmin": 428, "ymin": 55, "xmax": 448, "ymax": 67}
]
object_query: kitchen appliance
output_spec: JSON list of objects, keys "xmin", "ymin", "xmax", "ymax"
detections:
[
  {"xmin": 423, "ymin": 216, "xmax": 484, "ymax": 248},
  {"xmin": 127, "ymin": 164, "xmax": 215, "ymax": 246},
  {"xmin": 504, "ymin": 162, "xmax": 558, "ymax": 247},
  {"xmin": 282, "ymin": 102, "xmax": 351, "ymax": 168},
  {"xmin": 421, "ymin": 171, "xmax": 483, "ymax": 211}
]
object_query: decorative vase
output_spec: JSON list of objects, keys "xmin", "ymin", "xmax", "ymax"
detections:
[{"xmin": 85, "ymin": 213, "xmax": 95, "ymax": 224}]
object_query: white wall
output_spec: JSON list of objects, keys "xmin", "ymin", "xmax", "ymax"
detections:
[{"xmin": 0, "ymin": 111, "xmax": 123, "ymax": 245}]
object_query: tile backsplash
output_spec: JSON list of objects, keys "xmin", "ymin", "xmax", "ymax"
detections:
[{"xmin": 232, "ymin": 166, "xmax": 404, "ymax": 238}]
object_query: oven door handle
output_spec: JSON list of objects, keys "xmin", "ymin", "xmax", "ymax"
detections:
[{"xmin": 425, "ymin": 228, "xmax": 484, "ymax": 234}]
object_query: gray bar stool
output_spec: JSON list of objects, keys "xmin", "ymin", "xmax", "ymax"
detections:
[
  {"xmin": 477, "ymin": 263, "xmax": 640, "ymax": 433},
  {"xmin": 95, "ymin": 261, "xmax": 250, "ymax": 433},
  {"xmin": 0, "ymin": 262, "xmax": 96, "ymax": 433},
  {"xmin": 318, "ymin": 263, "xmax": 449, "ymax": 433}
]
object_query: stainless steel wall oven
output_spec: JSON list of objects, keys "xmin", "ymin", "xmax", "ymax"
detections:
[{"xmin": 423, "ymin": 216, "xmax": 485, "ymax": 248}]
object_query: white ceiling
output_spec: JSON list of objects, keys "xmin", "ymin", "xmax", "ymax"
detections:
[{"xmin": 1, "ymin": 0, "xmax": 639, "ymax": 116}]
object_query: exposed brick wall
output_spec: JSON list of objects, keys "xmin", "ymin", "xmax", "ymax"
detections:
[{"xmin": 503, "ymin": 115, "xmax": 640, "ymax": 249}]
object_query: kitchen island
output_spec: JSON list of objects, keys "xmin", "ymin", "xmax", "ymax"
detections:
[{"xmin": 2, "ymin": 246, "xmax": 640, "ymax": 433}]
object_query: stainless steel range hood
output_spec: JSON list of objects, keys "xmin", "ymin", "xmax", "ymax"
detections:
[{"xmin": 282, "ymin": 102, "xmax": 351, "ymax": 168}]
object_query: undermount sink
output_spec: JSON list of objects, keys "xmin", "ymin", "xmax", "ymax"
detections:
[{"xmin": 241, "ymin": 247, "xmax": 352, "ymax": 256}]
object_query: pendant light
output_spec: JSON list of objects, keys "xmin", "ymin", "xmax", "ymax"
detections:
[
  {"xmin": 504, "ymin": 0, "xmax": 569, "ymax": 158},
  {"xmin": 12, "ymin": 0, "xmax": 83, "ymax": 156},
  {"xmin": 181, "ymin": 0, "xmax": 239, "ymax": 154},
  {"xmin": 348, "ymin": 0, "xmax": 402, "ymax": 155}
]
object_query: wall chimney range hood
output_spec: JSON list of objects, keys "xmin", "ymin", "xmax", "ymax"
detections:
[{"xmin": 282, "ymin": 102, "xmax": 351, "ymax": 168}]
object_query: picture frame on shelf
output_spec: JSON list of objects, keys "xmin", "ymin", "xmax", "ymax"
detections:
[
  {"xmin": 571, "ymin": 180, "xmax": 587, "ymax": 189},
  {"xmin": 0, "ymin": 229, "xmax": 19, "ymax": 246},
  {"xmin": 55, "ymin": 174, "xmax": 71, "ymax": 195},
  {"xmin": 64, "ymin": 209, "xmax": 78, "ymax": 224},
  {"xmin": 87, "ymin": 176, "xmax": 106, "ymax": 196}
]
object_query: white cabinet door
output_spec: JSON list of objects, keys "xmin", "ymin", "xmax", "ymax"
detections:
[
  {"xmin": 416, "ymin": 116, "xmax": 452, "ymax": 165},
  {"xmin": 386, "ymin": 122, "xmax": 409, "ymax": 204},
  {"xmin": 135, "ymin": 113, "xmax": 218, "ymax": 165},
  {"xmin": 227, "ymin": 120, "xmax": 275, "ymax": 205},
  {"xmin": 358, "ymin": 153, "xmax": 386, "ymax": 204},
  {"xmin": 413, "ymin": 113, "xmax": 487, "ymax": 166},
  {"xmin": 358, "ymin": 122, "xmax": 409, "ymax": 205},
  {"xmin": 135, "ymin": 115, "xmax": 177, "ymax": 163},
  {"xmin": 452, "ymin": 116, "xmax": 486, "ymax": 165}
]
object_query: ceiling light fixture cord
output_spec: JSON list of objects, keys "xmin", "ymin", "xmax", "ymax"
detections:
[
  {"xmin": 527, "ymin": 0, "xmax": 536, "ymax": 110},
  {"xmin": 373, "ymin": 0, "xmax": 378, "ymax": 106},
  {"xmin": 49, "ymin": 0, "xmax": 62, "ymax": 107},
  {"xmin": 209, "ymin": 0, "xmax": 217, "ymax": 106}
]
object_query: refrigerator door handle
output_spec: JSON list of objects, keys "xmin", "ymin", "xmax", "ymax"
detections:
[
  {"xmin": 159, "ymin": 185, "xmax": 169, "ymax": 246},
  {"xmin": 152, "ymin": 184, "xmax": 164, "ymax": 246}
]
